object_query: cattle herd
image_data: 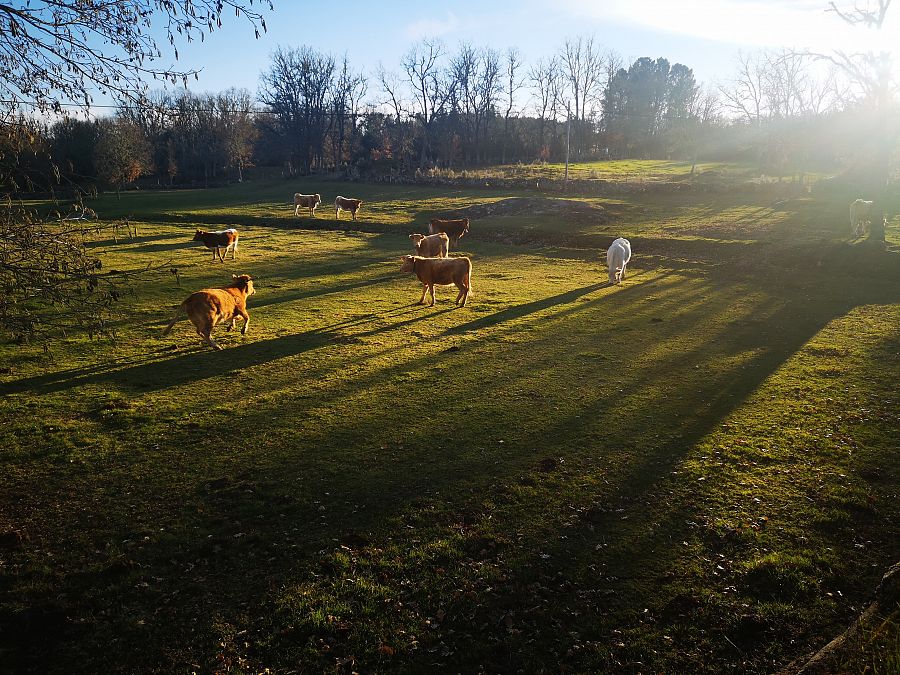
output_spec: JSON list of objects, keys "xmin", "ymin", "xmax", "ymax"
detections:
[{"xmin": 162, "ymin": 191, "xmax": 880, "ymax": 351}]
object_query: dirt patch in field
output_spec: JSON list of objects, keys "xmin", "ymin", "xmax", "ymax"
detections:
[{"xmin": 446, "ymin": 197, "xmax": 614, "ymax": 225}]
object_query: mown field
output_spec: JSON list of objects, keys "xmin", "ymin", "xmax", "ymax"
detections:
[{"xmin": 1, "ymin": 171, "xmax": 899, "ymax": 673}]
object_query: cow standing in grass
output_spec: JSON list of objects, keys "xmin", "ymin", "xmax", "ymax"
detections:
[
  {"xmin": 428, "ymin": 218, "xmax": 469, "ymax": 249},
  {"xmin": 409, "ymin": 232, "xmax": 450, "ymax": 258},
  {"xmin": 607, "ymin": 237, "xmax": 632, "ymax": 285},
  {"xmin": 162, "ymin": 274, "xmax": 255, "ymax": 350},
  {"xmin": 193, "ymin": 228, "xmax": 239, "ymax": 262},
  {"xmin": 335, "ymin": 196, "xmax": 363, "ymax": 220},
  {"xmin": 294, "ymin": 193, "xmax": 321, "ymax": 217},
  {"xmin": 400, "ymin": 255, "xmax": 472, "ymax": 307}
]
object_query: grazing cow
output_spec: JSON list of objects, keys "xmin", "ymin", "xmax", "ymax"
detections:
[
  {"xmin": 193, "ymin": 228, "xmax": 239, "ymax": 262},
  {"xmin": 607, "ymin": 237, "xmax": 632, "ymax": 285},
  {"xmin": 428, "ymin": 218, "xmax": 470, "ymax": 248},
  {"xmin": 850, "ymin": 199, "xmax": 874, "ymax": 238},
  {"xmin": 400, "ymin": 255, "xmax": 472, "ymax": 307},
  {"xmin": 335, "ymin": 196, "xmax": 363, "ymax": 220},
  {"xmin": 409, "ymin": 232, "xmax": 450, "ymax": 258},
  {"xmin": 294, "ymin": 193, "xmax": 322, "ymax": 217},
  {"xmin": 161, "ymin": 274, "xmax": 255, "ymax": 350}
]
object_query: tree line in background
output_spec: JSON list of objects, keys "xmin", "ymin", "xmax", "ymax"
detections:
[{"xmin": 2, "ymin": 35, "xmax": 894, "ymax": 195}]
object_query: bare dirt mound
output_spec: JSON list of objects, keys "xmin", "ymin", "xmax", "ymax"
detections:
[{"xmin": 447, "ymin": 197, "xmax": 611, "ymax": 225}]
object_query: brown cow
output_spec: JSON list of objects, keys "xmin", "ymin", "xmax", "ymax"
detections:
[
  {"xmin": 335, "ymin": 195, "xmax": 363, "ymax": 220},
  {"xmin": 409, "ymin": 232, "xmax": 449, "ymax": 258},
  {"xmin": 193, "ymin": 228, "xmax": 238, "ymax": 262},
  {"xmin": 161, "ymin": 274, "xmax": 256, "ymax": 350},
  {"xmin": 428, "ymin": 218, "xmax": 469, "ymax": 248},
  {"xmin": 400, "ymin": 255, "xmax": 471, "ymax": 307},
  {"xmin": 294, "ymin": 193, "xmax": 321, "ymax": 217}
]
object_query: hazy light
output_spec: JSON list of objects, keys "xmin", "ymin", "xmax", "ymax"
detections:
[{"xmin": 562, "ymin": 0, "xmax": 899, "ymax": 54}]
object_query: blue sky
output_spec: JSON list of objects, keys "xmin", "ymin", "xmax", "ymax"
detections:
[{"xmin": 150, "ymin": 0, "xmax": 898, "ymax": 106}]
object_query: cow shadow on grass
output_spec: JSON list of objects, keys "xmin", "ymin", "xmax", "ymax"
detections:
[
  {"xmin": 0, "ymin": 301, "xmax": 456, "ymax": 396},
  {"xmin": 445, "ymin": 282, "xmax": 610, "ymax": 334},
  {"xmin": 0, "ymin": 332, "xmax": 330, "ymax": 395}
]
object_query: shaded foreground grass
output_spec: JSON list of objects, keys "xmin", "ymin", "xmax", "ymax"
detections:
[{"xmin": 1, "ymin": 181, "xmax": 899, "ymax": 673}]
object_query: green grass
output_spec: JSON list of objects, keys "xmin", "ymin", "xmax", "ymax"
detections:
[
  {"xmin": 1, "ymin": 176, "xmax": 898, "ymax": 672},
  {"xmin": 414, "ymin": 159, "xmax": 824, "ymax": 184}
]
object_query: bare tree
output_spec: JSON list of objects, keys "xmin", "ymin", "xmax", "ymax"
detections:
[
  {"xmin": 719, "ymin": 51, "xmax": 770, "ymax": 125},
  {"xmin": 402, "ymin": 38, "xmax": 455, "ymax": 167},
  {"xmin": 259, "ymin": 46, "xmax": 335, "ymax": 174},
  {"xmin": 529, "ymin": 56, "xmax": 561, "ymax": 158},
  {"xmin": 217, "ymin": 89, "xmax": 258, "ymax": 182},
  {"xmin": 501, "ymin": 48, "xmax": 524, "ymax": 164},
  {"xmin": 450, "ymin": 43, "xmax": 479, "ymax": 164},
  {"xmin": 332, "ymin": 56, "xmax": 367, "ymax": 171},
  {"xmin": 473, "ymin": 47, "xmax": 502, "ymax": 164},
  {"xmin": 94, "ymin": 117, "xmax": 153, "ymax": 194},
  {"xmin": 560, "ymin": 35, "xmax": 605, "ymax": 121},
  {"xmin": 376, "ymin": 64, "xmax": 409, "ymax": 171}
]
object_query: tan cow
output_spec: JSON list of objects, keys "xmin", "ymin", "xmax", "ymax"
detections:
[
  {"xmin": 335, "ymin": 195, "xmax": 363, "ymax": 220},
  {"xmin": 193, "ymin": 228, "xmax": 238, "ymax": 262},
  {"xmin": 428, "ymin": 218, "xmax": 469, "ymax": 248},
  {"xmin": 400, "ymin": 255, "xmax": 471, "ymax": 307},
  {"xmin": 294, "ymin": 193, "xmax": 322, "ymax": 217},
  {"xmin": 409, "ymin": 232, "xmax": 450, "ymax": 258},
  {"xmin": 161, "ymin": 274, "xmax": 256, "ymax": 350}
]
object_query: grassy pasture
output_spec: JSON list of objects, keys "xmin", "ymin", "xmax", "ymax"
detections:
[
  {"xmin": 1, "ymin": 175, "xmax": 899, "ymax": 673},
  {"xmin": 406, "ymin": 159, "xmax": 818, "ymax": 184}
]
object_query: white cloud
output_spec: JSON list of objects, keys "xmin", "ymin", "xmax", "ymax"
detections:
[{"xmin": 405, "ymin": 11, "xmax": 461, "ymax": 41}]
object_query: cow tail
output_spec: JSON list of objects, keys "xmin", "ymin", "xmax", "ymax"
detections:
[{"xmin": 161, "ymin": 303, "xmax": 185, "ymax": 336}]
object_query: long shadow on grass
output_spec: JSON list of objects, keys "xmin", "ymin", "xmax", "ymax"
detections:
[
  {"xmin": 84, "ymin": 231, "xmax": 187, "ymax": 248},
  {"xmin": 0, "ymin": 302, "xmax": 452, "ymax": 396},
  {"xmin": 445, "ymin": 282, "xmax": 609, "ymax": 334},
  {"xmin": 4, "ymin": 266, "xmax": 899, "ymax": 672}
]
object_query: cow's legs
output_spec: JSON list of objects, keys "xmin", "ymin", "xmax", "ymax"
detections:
[
  {"xmin": 428, "ymin": 284, "xmax": 436, "ymax": 306},
  {"xmin": 238, "ymin": 309, "xmax": 250, "ymax": 335},
  {"xmin": 418, "ymin": 283, "xmax": 428, "ymax": 305}
]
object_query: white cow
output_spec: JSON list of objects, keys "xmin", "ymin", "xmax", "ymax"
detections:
[
  {"xmin": 607, "ymin": 237, "xmax": 632, "ymax": 285},
  {"xmin": 850, "ymin": 199, "xmax": 874, "ymax": 238}
]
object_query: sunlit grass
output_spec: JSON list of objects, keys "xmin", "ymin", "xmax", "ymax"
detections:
[{"xmin": 0, "ymin": 178, "xmax": 898, "ymax": 672}]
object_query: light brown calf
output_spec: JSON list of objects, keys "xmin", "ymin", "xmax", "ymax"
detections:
[
  {"xmin": 335, "ymin": 195, "xmax": 363, "ymax": 220},
  {"xmin": 193, "ymin": 228, "xmax": 239, "ymax": 262},
  {"xmin": 428, "ymin": 218, "xmax": 470, "ymax": 248},
  {"xmin": 161, "ymin": 274, "xmax": 256, "ymax": 350},
  {"xmin": 294, "ymin": 193, "xmax": 322, "ymax": 217},
  {"xmin": 409, "ymin": 232, "xmax": 450, "ymax": 258},
  {"xmin": 400, "ymin": 255, "xmax": 472, "ymax": 307}
]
